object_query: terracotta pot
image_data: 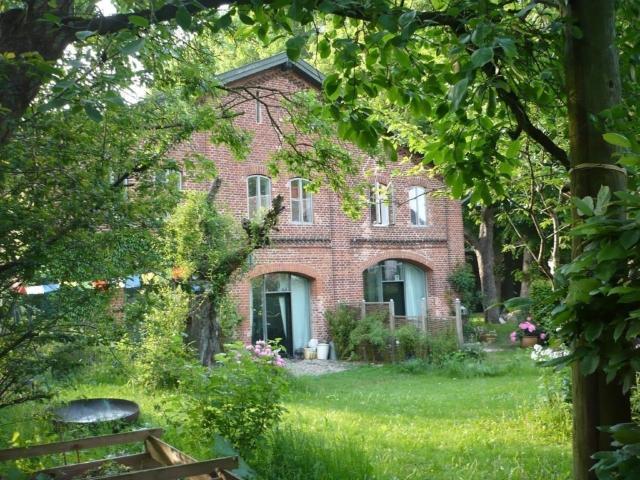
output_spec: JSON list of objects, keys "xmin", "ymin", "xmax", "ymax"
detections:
[
  {"xmin": 479, "ymin": 333, "xmax": 497, "ymax": 344},
  {"xmin": 520, "ymin": 336, "xmax": 538, "ymax": 348},
  {"xmin": 171, "ymin": 266, "xmax": 186, "ymax": 281},
  {"xmin": 92, "ymin": 280, "xmax": 109, "ymax": 291}
]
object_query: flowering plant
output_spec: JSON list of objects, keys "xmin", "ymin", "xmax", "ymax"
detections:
[
  {"xmin": 510, "ymin": 318, "xmax": 548, "ymax": 343},
  {"xmin": 246, "ymin": 340, "xmax": 286, "ymax": 367}
]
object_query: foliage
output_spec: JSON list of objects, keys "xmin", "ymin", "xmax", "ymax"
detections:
[
  {"xmin": 132, "ymin": 286, "xmax": 194, "ymax": 390},
  {"xmin": 395, "ymin": 324, "xmax": 421, "ymax": 359},
  {"xmin": 250, "ymin": 427, "xmax": 374, "ymax": 480},
  {"xmin": 217, "ymin": 293, "xmax": 243, "ymax": 342},
  {"xmin": 186, "ymin": 341, "xmax": 289, "ymax": 455},
  {"xmin": 593, "ymin": 423, "xmax": 640, "ymax": 480},
  {"xmin": 325, "ymin": 304, "xmax": 360, "ymax": 360},
  {"xmin": 553, "ymin": 175, "xmax": 640, "ymax": 392},
  {"xmin": 448, "ymin": 263, "xmax": 481, "ymax": 312},
  {"xmin": 348, "ymin": 311, "xmax": 390, "ymax": 361},
  {"xmin": 529, "ymin": 279, "xmax": 559, "ymax": 331}
]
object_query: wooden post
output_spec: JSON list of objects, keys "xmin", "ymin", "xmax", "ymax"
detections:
[
  {"xmin": 360, "ymin": 299, "xmax": 366, "ymax": 320},
  {"xmin": 389, "ymin": 299, "xmax": 396, "ymax": 363},
  {"xmin": 454, "ymin": 298, "xmax": 464, "ymax": 347}
]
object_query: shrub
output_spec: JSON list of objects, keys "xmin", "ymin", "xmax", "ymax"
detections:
[
  {"xmin": 396, "ymin": 324, "xmax": 421, "ymax": 359},
  {"xmin": 187, "ymin": 341, "xmax": 289, "ymax": 455},
  {"xmin": 326, "ymin": 305, "xmax": 359, "ymax": 360},
  {"xmin": 448, "ymin": 263, "xmax": 481, "ymax": 312},
  {"xmin": 217, "ymin": 293, "xmax": 243, "ymax": 342},
  {"xmin": 349, "ymin": 311, "xmax": 390, "ymax": 361},
  {"xmin": 132, "ymin": 287, "xmax": 194, "ymax": 389},
  {"xmin": 529, "ymin": 279, "xmax": 560, "ymax": 331},
  {"xmin": 419, "ymin": 329, "xmax": 459, "ymax": 365}
]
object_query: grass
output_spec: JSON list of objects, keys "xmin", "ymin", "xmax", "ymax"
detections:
[{"xmin": 0, "ymin": 351, "xmax": 571, "ymax": 479}]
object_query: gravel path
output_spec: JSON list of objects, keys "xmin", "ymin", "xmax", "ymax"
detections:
[{"xmin": 285, "ymin": 359, "xmax": 355, "ymax": 377}]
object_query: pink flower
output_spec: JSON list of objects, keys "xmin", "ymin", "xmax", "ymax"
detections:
[
  {"xmin": 510, "ymin": 331, "xmax": 517, "ymax": 343},
  {"xmin": 540, "ymin": 333, "xmax": 547, "ymax": 340},
  {"xmin": 519, "ymin": 321, "xmax": 536, "ymax": 333}
]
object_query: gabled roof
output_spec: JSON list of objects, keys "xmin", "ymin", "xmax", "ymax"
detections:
[{"xmin": 218, "ymin": 52, "xmax": 325, "ymax": 87}]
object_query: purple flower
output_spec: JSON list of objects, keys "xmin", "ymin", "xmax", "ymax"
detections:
[
  {"xmin": 540, "ymin": 332, "xmax": 547, "ymax": 340},
  {"xmin": 510, "ymin": 331, "xmax": 517, "ymax": 343}
]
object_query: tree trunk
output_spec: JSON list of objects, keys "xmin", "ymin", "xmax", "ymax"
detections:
[
  {"xmin": 565, "ymin": 1, "xmax": 630, "ymax": 478},
  {"xmin": 520, "ymin": 249, "xmax": 532, "ymax": 298},
  {"xmin": 187, "ymin": 294, "xmax": 223, "ymax": 366},
  {"xmin": 471, "ymin": 205, "xmax": 500, "ymax": 323}
]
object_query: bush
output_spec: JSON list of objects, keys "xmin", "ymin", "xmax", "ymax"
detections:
[
  {"xmin": 419, "ymin": 329, "xmax": 460, "ymax": 365},
  {"xmin": 396, "ymin": 324, "xmax": 421, "ymax": 359},
  {"xmin": 326, "ymin": 305, "xmax": 360, "ymax": 360},
  {"xmin": 187, "ymin": 341, "xmax": 289, "ymax": 455},
  {"xmin": 217, "ymin": 293, "xmax": 243, "ymax": 342},
  {"xmin": 448, "ymin": 263, "xmax": 481, "ymax": 312},
  {"xmin": 132, "ymin": 287, "xmax": 194, "ymax": 389},
  {"xmin": 349, "ymin": 311, "xmax": 390, "ymax": 361},
  {"xmin": 529, "ymin": 279, "xmax": 560, "ymax": 331}
]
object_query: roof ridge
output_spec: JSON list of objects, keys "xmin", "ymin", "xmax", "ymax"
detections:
[{"xmin": 217, "ymin": 52, "xmax": 324, "ymax": 86}]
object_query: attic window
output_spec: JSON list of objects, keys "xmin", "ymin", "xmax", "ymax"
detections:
[{"xmin": 255, "ymin": 90, "xmax": 262, "ymax": 124}]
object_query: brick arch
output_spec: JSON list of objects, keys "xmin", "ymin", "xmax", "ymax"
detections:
[
  {"xmin": 247, "ymin": 263, "xmax": 317, "ymax": 281},
  {"xmin": 359, "ymin": 251, "xmax": 434, "ymax": 273}
]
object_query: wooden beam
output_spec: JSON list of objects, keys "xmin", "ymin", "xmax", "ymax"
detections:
[
  {"xmin": 33, "ymin": 453, "xmax": 160, "ymax": 480},
  {"xmin": 0, "ymin": 429, "xmax": 164, "ymax": 461},
  {"xmin": 145, "ymin": 436, "xmax": 210, "ymax": 480},
  {"xmin": 91, "ymin": 457, "xmax": 238, "ymax": 480}
]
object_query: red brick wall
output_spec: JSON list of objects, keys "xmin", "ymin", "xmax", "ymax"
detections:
[{"xmin": 170, "ymin": 65, "xmax": 465, "ymax": 345}]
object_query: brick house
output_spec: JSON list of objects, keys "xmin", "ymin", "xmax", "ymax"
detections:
[{"xmin": 171, "ymin": 53, "xmax": 465, "ymax": 354}]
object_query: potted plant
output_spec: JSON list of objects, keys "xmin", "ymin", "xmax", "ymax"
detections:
[
  {"xmin": 477, "ymin": 327, "xmax": 498, "ymax": 344},
  {"xmin": 510, "ymin": 318, "xmax": 546, "ymax": 348}
]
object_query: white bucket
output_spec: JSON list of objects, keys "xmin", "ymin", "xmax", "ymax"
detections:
[{"xmin": 317, "ymin": 343, "xmax": 329, "ymax": 360}]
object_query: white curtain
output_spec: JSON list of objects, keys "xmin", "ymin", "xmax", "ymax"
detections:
[
  {"xmin": 404, "ymin": 263, "xmax": 427, "ymax": 317},
  {"xmin": 291, "ymin": 275, "xmax": 311, "ymax": 350},
  {"xmin": 278, "ymin": 295, "xmax": 287, "ymax": 337}
]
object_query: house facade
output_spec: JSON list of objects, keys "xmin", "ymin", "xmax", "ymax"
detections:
[{"xmin": 171, "ymin": 54, "xmax": 465, "ymax": 354}]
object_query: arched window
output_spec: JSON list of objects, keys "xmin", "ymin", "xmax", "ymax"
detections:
[
  {"xmin": 251, "ymin": 273, "xmax": 311, "ymax": 353},
  {"xmin": 363, "ymin": 260, "xmax": 427, "ymax": 317},
  {"xmin": 247, "ymin": 175, "xmax": 271, "ymax": 218},
  {"xmin": 290, "ymin": 178, "xmax": 313, "ymax": 224},
  {"xmin": 409, "ymin": 186, "xmax": 427, "ymax": 226}
]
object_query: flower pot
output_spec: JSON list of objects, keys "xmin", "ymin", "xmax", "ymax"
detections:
[
  {"xmin": 520, "ymin": 336, "xmax": 538, "ymax": 348},
  {"xmin": 303, "ymin": 347, "xmax": 316, "ymax": 360},
  {"xmin": 479, "ymin": 333, "xmax": 497, "ymax": 344},
  {"xmin": 317, "ymin": 343, "xmax": 329, "ymax": 360},
  {"xmin": 92, "ymin": 280, "xmax": 109, "ymax": 291}
]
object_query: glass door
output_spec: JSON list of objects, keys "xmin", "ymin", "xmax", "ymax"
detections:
[{"xmin": 265, "ymin": 292, "xmax": 293, "ymax": 353}]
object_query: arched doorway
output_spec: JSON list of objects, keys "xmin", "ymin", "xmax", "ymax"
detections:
[
  {"xmin": 250, "ymin": 273, "xmax": 311, "ymax": 354},
  {"xmin": 362, "ymin": 259, "xmax": 427, "ymax": 317}
]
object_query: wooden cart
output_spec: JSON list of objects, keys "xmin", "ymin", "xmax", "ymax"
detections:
[{"xmin": 0, "ymin": 428, "xmax": 242, "ymax": 480}]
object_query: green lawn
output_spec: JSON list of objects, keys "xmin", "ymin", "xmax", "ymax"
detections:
[
  {"xmin": 0, "ymin": 351, "xmax": 571, "ymax": 479},
  {"xmin": 263, "ymin": 354, "xmax": 571, "ymax": 480}
]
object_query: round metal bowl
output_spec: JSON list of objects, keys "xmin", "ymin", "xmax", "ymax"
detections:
[{"xmin": 53, "ymin": 398, "xmax": 140, "ymax": 425}]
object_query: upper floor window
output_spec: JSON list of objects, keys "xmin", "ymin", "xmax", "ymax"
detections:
[
  {"xmin": 248, "ymin": 175, "xmax": 271, "ymax": 218},
  {"xmin": 290, "ymin": 178, "xmax": 313, "ymax": 224},
  {"xmin": 155, "ymin": 170, "xmax": 183, "ymax": 191},
  {"xmin": 371, "ymin": 182, "xmax": 391, "ymax": 226},
  {"xmin": 409, "ymin": 186, "xmax": 427, "ymax": 226}
]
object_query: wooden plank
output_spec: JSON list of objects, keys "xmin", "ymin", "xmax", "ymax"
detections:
[
  {"xmin": 144, "ymin": 436, "xmax": 210, "ymax": 480},
  {"xmin": 91, "ymin": 457, "xmax": 238, "ymax": 480},
  {"xmin": 0, "ymin": 429, "xmax": 164, "ymax": 461},
  {"xmin": 32, "ymin": 453, "xmax": 160, "ymax": 480},
  {"xmin": 217, "ymin": 469, "xmax": 244, "ymax": 480}
]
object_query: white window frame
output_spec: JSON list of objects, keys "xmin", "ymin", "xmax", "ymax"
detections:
[
  {"xmin": 155, "ymin": 169, "xmax": 183, "ymax": 191},
  {"xmin": 255, "ymin": 90, "xmax": 262, "ymax": 124},
  {"xmin": 290, "ymin": 178, "xmax": 313, "ymax": 224},
  {"xmin": 409, "ymin": 186, "xmax": 428, "ymax": 227},
  {"xmin": 247, "ymin": 175, "xmax": 271, "ymax": 218},
  {"xmin": 371, "ymin": 182, "xmax": 391, "ymax": 226}
]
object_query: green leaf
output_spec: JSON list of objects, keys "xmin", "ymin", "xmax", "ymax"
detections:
[
  {"xmin": 395, "ymin": 48, "xmax": 411, "ymax": 68},
  {"xmin": 602, "ymin": 132, "xmax": 631, "ymax": 148},
  {"xmin": 597, "ymin": 242, "xmax": 627, "ymax": 262},
  {"xmin": 449, "ymin": 77, "xmax": 469, "ymax": 111},
  {"xmin": 75, "ymin": 30, "xmax": 94, "ymax": 41},
  {"xmin": 470, "ymin": 47, "xmax": 493, "ymax": 68},
  {"xmin": 285, "ymin": 34, "xmax": 307, "ymax": 61},
  {"xmin": 176, "ymin": 7, "xmax": 192, "ymax": 30},
  {"xmin": 323, "ymin": 73, "xmax": 341, "ymax": 100},
  {"xmin": 580, "ymin": 354, "xmax": 599, "ymax": 375},
  {"xmin": 496, "ymin": 37, "xmax": 516, "ymax": 58},
  {"xmin": 120, "ymin": 38, "xmax": 145, "ymax": 55},
  {"xmin": 317, "ymin": 38, "xmax": 331, "ymax": 59},
  {"xmin": 584, "ymin": 322, "xmax": 604, "ymax": 342},
  {"xmin": 215, "ymin": 13, "xmax": 232, "ymax": 31},
  {"xmin": 594, "ymin": 186, "xmax": 611, "ymax": 215},
  {"xmin": 620, "ymin": 230, "xmax": 640, "ymax": 249},
  {"xmin": 573, "ymin": 196, "xmax": 594, "ymax": 216},
  {"xmin": 129, "ymin": 15, "xmax": 149, "ymax": 28},
  {"xmin": 566, "ymin": 278, "xmax": 600, "ymax": 305},
  {"xmin": 84, "ymin": 103, "xmax": 103, "ymax": 122}
]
